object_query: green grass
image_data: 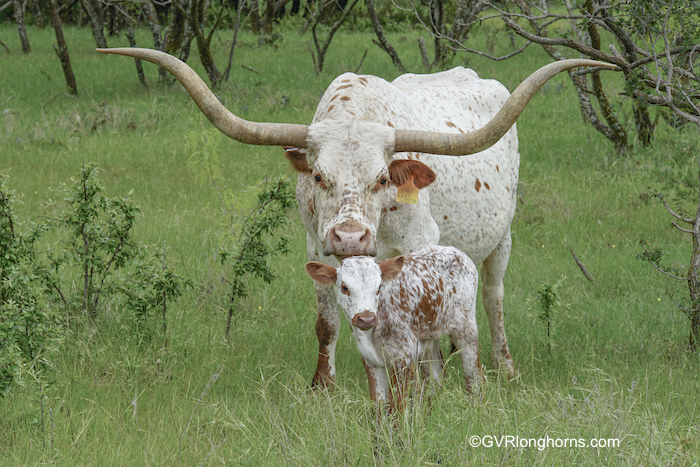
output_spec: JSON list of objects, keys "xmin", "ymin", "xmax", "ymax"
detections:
[{"xmin": 1, "ymin": 22, "xmax": 699, "ymax": 466}]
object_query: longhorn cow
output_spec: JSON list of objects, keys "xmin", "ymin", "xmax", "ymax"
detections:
[{"xmin": 99, "ymin": 48, "xmax": 613, "ymax": 388}]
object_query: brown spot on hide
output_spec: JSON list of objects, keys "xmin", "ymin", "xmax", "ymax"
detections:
[
  {"xmin": 496, "ymin": 165, "xmax": 500, "ymax": 172},
  {"xmin": 390, "ymin": 206, "xmax": 398, "ymax": 212},
  {"xmin": 316, "ymin": 315, "xmax": 335, "ymax": 347},
  {"xmin": 387, "ymin": 121, "xmax": 394, "ymax": 128},
  {"xmin": 336, "ymin": 84, "xmax": 353, "ymax": 90},
  {"xmin": 327, "ymin": 105, "xmax": 335, "ymax": 112},
  {"xmin": 418, "ymin": 279, "xmax": 443, "ymax": 328},
  {"xmin": 284, "ymin": 147, "xmax": 310, "ymax": 173},
  {"xmin": 341, "ymin": 79, "xmax": 351, "ymax": 83},
  {"xmin": 446, "ymin": 121, "xmax": 457, "ymax": 128},
  {"xmin": 501, "ymin": 342, "xmax": 512, "ymax": 360},
  {"xmin": 359, "ymin": 77, "xmax": 368, "ymax": 85},
  {"xmin": 388, "ymin": 160, "xmax": 436, "ymax": 189},
  {"xmin": 444, "ymin": 215, "xmax": 448, "ymax": 220},
  {"xmin": 484, "ymin": 182, "xmax": 490, "ymax": 190},
  {"xmin": 340, "ymin": 96, "xmax": 351, "ymax": 101},
  {"xmin": 475, "ymin": 179, "xmax": 482, "ymax": 192}
]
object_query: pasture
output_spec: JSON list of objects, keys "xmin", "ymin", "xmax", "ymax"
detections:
[{"xmin": 1, "ymin": 22, "xmax": 699, "ymax": 465}]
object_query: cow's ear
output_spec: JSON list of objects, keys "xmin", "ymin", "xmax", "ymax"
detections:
[
  {"xmin": 305, "ymin": 261, "xmax": 337, "ymax": 285},
  {"xmin": 388, "ymin": 160, "xmax": 436, "ymax": 189},
  {"xmin": 379, "ymin": 256, "xmax": 405, "ymax": 282},
  {"xmin": 284, "ymin": 147, "xmax": 311, "ymax": 173}
]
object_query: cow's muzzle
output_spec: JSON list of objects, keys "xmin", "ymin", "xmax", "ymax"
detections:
[
  {"xmin": 323, "ymin": 221, "xmax": 376, "ymax": 257},
  {"xmin": 352, "ymin": 312, "xmax": 378, "ymax": 330}
]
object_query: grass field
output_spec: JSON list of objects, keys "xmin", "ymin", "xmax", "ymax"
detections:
[{"xmin": 1, "ymin": 20, "xmax": 699, "ymax": 466}]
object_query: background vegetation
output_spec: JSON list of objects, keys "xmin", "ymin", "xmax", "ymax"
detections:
[{"xmin": 1, "ymin": 7, "xmax": 699, "ymax": 466}]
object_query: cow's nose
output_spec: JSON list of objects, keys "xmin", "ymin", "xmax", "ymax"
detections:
[
  {"xmin": 352, "ymin": 312, "xmax": 378, "ymax": 330},
  {"xmin": 325, "ymin": 222, "xmax": 375, "ymax": 257}
]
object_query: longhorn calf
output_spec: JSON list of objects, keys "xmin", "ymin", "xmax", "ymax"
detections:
[
  {"xmin": 306, "ymin": 245, "xmax": 480, "ymax": 411},
  {"xmin": 98, "ymin": 48, "xmax": 615, "ymax": 389}
]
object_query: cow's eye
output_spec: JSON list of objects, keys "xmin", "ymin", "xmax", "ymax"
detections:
[
  {"xmin": 341, "ymin": 284, "xmax": 349, "ymax": 295},
  {"xmin": 313, "ymin": 173, "xmax": 327, "ymax": 189},
  {"xmin": 374, "ymin": 177, "xmax": 389, "ymax": 191}
]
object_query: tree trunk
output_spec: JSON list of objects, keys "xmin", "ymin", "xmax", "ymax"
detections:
[
  {"xmin": 142, "ymin": 0, "xmax": 168, "ymax": 83},
  {"xmin": 30, "ymin": 0, "xmax": 44, "ymax": 29},
  {"xmin": 13, "ymin": 0, "xmax": 31, "ymax": 53},
  {"xmin": 48, "ymin": 0, "xmax": 77, "ymax": 95},
  {"xmin": 81, "ymin": 0, "xmax": 108, "ymax": 48},
  {"xmin": 191, "ymin": 0, "xmax": 222, "ymax": 89},
  {"xmin": 689, "ymin": 147, "xmax": 700, "ymax": 352},
  {"xmin": 178, "ymin": 0, "xmax": 195, "ymax": 63},
  {"xmin": 223, "ymin": 0, "xmax": 246, "ymax": 82},
  {"xmin": 126, "ymin": 24, "xmax": 148, "ymax": 87},
  {"xmin": 249, "ymin": 0, "xmax": 261, "ymax": 34},
  {"xmin": 430, "ymin": 0, "xmax": 447, "ymax": 69},
  {"xmin": 689, "ymin": 231, "xmax": 700, "ymax": 352},
  {"xmin": 365, "ymin": 0, "xmax": 405, "ymax": 72}
]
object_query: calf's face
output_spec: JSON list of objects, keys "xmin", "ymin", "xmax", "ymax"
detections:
[{"xmin": 305, "ymin": 256, "xmax": 405, "ymax": 330}]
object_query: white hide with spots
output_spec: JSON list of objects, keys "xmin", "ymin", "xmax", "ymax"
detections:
[
  {"xmin": 297, "ymin": 67, "xmax": 517, "ymax": 388},
  {"xmin": 306, "ymin": 245, "xmax": 480, "ymax": 409}
]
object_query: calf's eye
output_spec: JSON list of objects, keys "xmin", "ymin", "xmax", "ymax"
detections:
[{"xmin": 314, "ymin": 175, "xmax": 322, "ymax": 183}]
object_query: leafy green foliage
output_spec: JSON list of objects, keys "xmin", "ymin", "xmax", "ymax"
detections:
[
  {"xmin": 112, "ymin": 245, "xmax": 193, "ymax": 334},
  {"xmin": 48, "ymin": 163, "xmax": 141, "ymax": 317},
  {"xmin": 0, "ymin": 174, "xmax": 64, "ymax": 397},
  {"xmin": 536, "ymin": 277, "xmax": 565, "ymax": 353},
  {"xmin": 219, "ymin": 177, "xmax": 295, "ymax": 337},
  {"xmin": 185, "ymin": 121, "xmax": 295, "ymax": 337}
]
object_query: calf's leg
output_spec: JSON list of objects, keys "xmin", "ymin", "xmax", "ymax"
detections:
[{"xmin": 312, "ymin": 281, "xmax": 341, "ymax": 388}]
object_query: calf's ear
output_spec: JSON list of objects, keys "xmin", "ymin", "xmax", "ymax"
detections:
[
  {"xmin": 388, "ymin": 160, "xmax": 436, "ymax": 189},
  {"xmin": 379, "ymin": 256, "xmax": 405, "ymax": 282},
  {"xmin": 305, "ymin": 262, "xmax": 337, "ymax": 285},
  {"xmin": 284, "ymin": 147, "xmax": 311, "ymax": 173}
]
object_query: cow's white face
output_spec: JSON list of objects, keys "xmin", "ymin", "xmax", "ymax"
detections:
[
  {"xmin": 305, "ymin": 256, "xmax": 405, "ymax": 331},
  {"xmin": 287, "ymin": 120, "xmax": 436, "ymax": 258}
]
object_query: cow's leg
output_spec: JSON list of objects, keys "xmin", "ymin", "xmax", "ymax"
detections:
[
  {"xmin": 481, "ymin": 231, "xmax": 516, "ymax": 377},
  {"xmin": 419, "ymin": 340, "xmax": 444, "ymax": 391},
  {"xmin": 312, "ymin": 281, "xmax": 341, "ymax": 388}
]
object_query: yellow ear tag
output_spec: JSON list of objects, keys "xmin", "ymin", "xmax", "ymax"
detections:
[{"xmin": 396, "ymin": 176, "xmax": 419, "ymax": 204}]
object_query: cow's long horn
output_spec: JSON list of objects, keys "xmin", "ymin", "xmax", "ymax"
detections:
[
  {"xmin": 97, "ymin": 48, "xmax": 309, "ymax": 148},
  {"xmin": 393, "ymin": 59, "xmax": 616, "ymax": 156}
]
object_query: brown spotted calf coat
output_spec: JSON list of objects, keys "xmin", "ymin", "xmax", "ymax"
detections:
[{"xmin": 306, "ymin": 245, "xmax": 480, "ymax": 411}]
